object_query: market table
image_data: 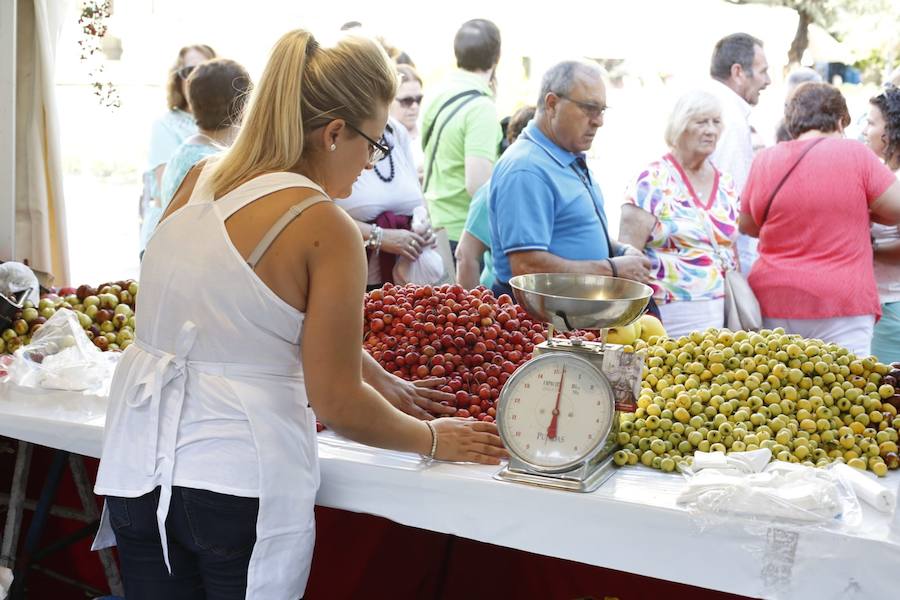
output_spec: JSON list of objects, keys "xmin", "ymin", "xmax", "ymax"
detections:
[{"xmin": 1, "ymin": 382, "xmax": 899, "ymax": 600}]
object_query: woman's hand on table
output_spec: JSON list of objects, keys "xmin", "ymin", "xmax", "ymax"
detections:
[
  {"xmin": 374, "ymin": 373, "xmax": 457, "ymax": 420},
  {"xmin": 432, "ymin": 418, "xmax": 508, "ymax": 465},
  {"xmin": 382, "ymin": 228, "xmax": 429, "ymax": 261}
]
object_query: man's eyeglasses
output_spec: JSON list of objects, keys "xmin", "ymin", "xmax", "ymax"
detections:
[
  {"xmin": 553, "ymin": 92, "xmax": 608, "ymax": 120},
  {"xmin": 396, "ymin": 94, "xmax": 424, "ymax": 108},
  {"xmin": 345, "ymin": 122, "xmax": 391, "ymax": 164}
]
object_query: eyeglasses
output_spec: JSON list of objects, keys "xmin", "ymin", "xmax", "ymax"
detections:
[
  {"xmin": 345, "ymin": 122, "xmax": 391, "ymax": 164},
  {"xmin": 553, "ymin": 92, "xmax": 608, "ymax": 120},
  {"xmin": 396, "ymin": 94, "xmax": 424, "ymax": 108},
  {"xmin": 176, "ymin": 65, "xmax": 196, "ymax": 80}
]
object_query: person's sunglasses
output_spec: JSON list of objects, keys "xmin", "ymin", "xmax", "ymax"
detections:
[
  {"xmin": 176, "ymin": 65, "xmax": 196, "ymax": 79},
  {"xmin": 345, "ymin": 122, "xmax": 391, "ymax": 165},
  {"xmin": 396, "ymin": 94, "xmax": 424, "ymax": 108},
  {"xmin": 553, "ymin": 91, "xmax": 608, "ymax": 120}
]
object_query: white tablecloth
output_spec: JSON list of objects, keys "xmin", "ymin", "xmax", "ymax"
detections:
[{"xmin": 2, "ymin": 381, "xmax": 899, "ymax": 600}]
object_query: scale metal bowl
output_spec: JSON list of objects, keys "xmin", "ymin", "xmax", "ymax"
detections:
[{"xmin": 509, "ymin": 273, "xmax": 652, "ymax": 332}]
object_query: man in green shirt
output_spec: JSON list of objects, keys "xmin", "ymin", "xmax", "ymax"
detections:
[{"xmin": 421, "ymin": 19, "xmax": 502, "ymax": 248}]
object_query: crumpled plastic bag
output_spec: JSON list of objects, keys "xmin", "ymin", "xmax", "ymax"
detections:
[
  {"xmin": 677, "ymin": 456, "xmax": 861, "ymax": 526},
  {"xmin": 0, "ymin": 262, "xmax": 40, "ymax": 306},
  {"xmin": 8, "ymin": 308, "xmax": 119, "ymax": 392},
  {"xmin": 0, "ymin": 566, "xmax": 12, "ymax": 600},
  {"xmin": 393, "ymin": 206, "xmax": 445, "ymax": 285}
]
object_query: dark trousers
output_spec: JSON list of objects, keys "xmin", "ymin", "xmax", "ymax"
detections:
[
  {"xmin": 491, "ymin": 279, "xmax": 514, "ymax": 298},
  {"xmin": 106, "ymin": 486, "xmax": 259, "ymax": 600}
]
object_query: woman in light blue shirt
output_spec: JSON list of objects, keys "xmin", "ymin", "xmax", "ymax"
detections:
[
  {"xmin": 141, "ymin": 59, "xmax": 252, "ymax": 250},
  {"xmin": 455, "ymin": 105, "xmax": 535, "ymax": 290},
  {"xmin": 141, "ymin": 46, "xmax": 216, "ymax": 247}
]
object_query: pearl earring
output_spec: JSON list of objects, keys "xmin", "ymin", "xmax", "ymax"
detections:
[{"xmin": 330, "ymin": 144, "xmax": 336, "ymax": 152}]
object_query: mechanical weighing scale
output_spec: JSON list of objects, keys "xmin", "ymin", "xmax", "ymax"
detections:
[{"xmin": 494, "ymin": 273, "xmax": 653, "ymax": 492}]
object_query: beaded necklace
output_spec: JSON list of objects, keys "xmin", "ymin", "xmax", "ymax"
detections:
[{"xmin": 373, "ymin": 125, "xmax": 395, "ymax": 183}]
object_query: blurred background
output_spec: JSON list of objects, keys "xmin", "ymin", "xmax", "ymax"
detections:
[{"xmin": 55, "ymin": 0, "xmax": 900, "ymax": 284}]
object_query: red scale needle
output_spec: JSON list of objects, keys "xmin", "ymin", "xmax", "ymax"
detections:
[{"xmin": 546, "ymin": 367, "xmax": 566, "ymax": 440}]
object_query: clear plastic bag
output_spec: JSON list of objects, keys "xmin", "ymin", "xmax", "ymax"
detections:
[
  {"xmin": 0, "ymin": 261, "xmax": 40, "ymax": 306},
  {"xmin": 677, "ymin": 451, "xmax": 862, "ymax": 531},
  {"xmin": 393, "ymin": 207, "xmax": 446, "ymax": 285},
  {"xmin": 0, "ymin": 566, "xmax": 11, "ymax": 600},
  {"xmin": 7, "ymin": 308, "xmax": 119, "ymax": 392}
]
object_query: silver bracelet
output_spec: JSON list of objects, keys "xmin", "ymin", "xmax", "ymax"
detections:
[
  {"xmin": 374, "ymin": 225, "xmax": 384, "ymax": 254},
  {"xmin": 366, "ymin": 224, "xmax": 382, "ymax": 249},
  {"xmin": 424, "ymin": 420, "xmax": 438, "ymax": 461}
]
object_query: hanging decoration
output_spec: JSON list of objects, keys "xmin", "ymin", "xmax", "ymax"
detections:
[{"xmin": 77, "ymin": 0, "xmax": 120, "ymax": 109}]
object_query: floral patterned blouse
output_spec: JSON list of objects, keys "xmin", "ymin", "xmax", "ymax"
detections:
[{"xmin": 624, "ymin": 153, "xmax": 739, "ymax": 304}]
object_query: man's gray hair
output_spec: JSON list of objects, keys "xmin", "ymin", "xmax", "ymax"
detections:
[
  {"xmin": 537, "ymin": 60, "xmax": 604, "ymax": 109},
  {"xmin": 786, "ymin": 67, "xmax": 822, "ymax": 94},
  {"xmin": 710, "ymin": 33, "xmax": 763, "ymax": 82}
]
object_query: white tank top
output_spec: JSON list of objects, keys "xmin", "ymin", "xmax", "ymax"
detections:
[{"xmin": 95, "ymin": 163, "xmax": 329, "ymax": 598}]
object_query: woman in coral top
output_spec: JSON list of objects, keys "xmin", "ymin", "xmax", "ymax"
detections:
[{"xmin": 739, "ymin": 82, "xmax": 900, "ymax": 356}]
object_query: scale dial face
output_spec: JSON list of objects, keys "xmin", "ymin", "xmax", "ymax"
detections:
[{"xmin": 498, "ymin": 352, "xmax": 615, "ymax": 472}]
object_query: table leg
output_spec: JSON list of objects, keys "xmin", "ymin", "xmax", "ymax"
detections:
[
  {"xmin": 68, "ymin": 455, "xmax": 123, "ymax": 596},
  {"xmin": 0, "ymin": 441, "xmax": 32, "ymax": 570},
  {"xmin": 9, "ymin": 449, "xmax": 68, "ymax": 599}
]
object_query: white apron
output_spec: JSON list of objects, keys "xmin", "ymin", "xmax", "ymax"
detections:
[{"xmin": 94, "ymin": 165, "xmax": 329, "ymax": 599}]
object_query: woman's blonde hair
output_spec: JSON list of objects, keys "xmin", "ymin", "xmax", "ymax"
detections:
[
  {"xmin": 208, "ymin": 30, "xmax": 398, "ymax": 197},
  {"xmin": 664, "ymin": 90, "xmax": 723, "ymax": 148}
]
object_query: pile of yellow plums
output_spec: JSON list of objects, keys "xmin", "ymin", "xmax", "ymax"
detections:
[{"xmin": 612, "ymin": 328, "xmax": 899, "ymax": 477}]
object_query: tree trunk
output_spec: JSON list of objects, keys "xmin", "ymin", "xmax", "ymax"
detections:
[{"xmin": 787, "ymin": 10, "xmax": 813, "ymax": 67}]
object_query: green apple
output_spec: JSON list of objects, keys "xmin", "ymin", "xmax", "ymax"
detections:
[{"xmin": 114, "ymin": 304, "xmax": 133, "ymax": 317}]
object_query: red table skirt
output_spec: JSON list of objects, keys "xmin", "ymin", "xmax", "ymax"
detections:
[
  {"xmin": 307, "ymin": 507, "xmax": 756, "ymax": 600},
  {"xmin": 0, "ymin": 442, "xmax": 755, "ymax": 599}
]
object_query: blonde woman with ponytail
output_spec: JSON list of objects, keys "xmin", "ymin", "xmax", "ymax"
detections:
[{"xmin": 94, "ymin": 30, "xmax": 506, "ymax": 599}]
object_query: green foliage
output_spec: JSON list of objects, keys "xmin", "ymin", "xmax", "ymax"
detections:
[
  {"xmin": 726, "ymin": 0, "xmax": 892, "ymax": 68},
  {"xmin": 726, "ymin": 0, "xmax": 885, "ymax": 37}
]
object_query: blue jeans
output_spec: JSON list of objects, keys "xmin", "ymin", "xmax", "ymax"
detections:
[{"xmin": 106, "ymin": 487, "xmax": 259, "ymax": 600}]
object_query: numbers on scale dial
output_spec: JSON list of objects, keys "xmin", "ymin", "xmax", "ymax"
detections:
[{"xmin": 499, "ymin": 353, "xmax": 613, "ymax": 469}]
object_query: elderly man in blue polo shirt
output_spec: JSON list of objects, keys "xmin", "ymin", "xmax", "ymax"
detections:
[{"xmin": 488, "ymin": 60, "xmax": 651, "ymax": 296}]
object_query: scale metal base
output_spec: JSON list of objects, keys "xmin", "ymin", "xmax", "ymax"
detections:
[
  {"xmin": 492, "ymin": 337, "xmax": 643, "ymax": 493},
  {"xmin": 493, "ymin": 453, "xmax": 617, "ymax": 493}
]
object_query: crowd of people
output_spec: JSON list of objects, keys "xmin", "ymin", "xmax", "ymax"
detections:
[
  {"xmin": 137, "ymin": 26, "xmax": 900, "ymax": 364},
  {"xmin": 112, "ymin": 19, "xmax": 900, "ymax": 598}
]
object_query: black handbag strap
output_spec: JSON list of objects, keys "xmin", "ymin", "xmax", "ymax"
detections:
[
  {"xmin": 570, "ymin": 158, "xmax": 614, "ymax": 257},
  {"xmin": 421, "ymin": 89, "xmax": 485, "ymax": 148},
  {"xmin": 760, "ymin": 137, "xmax": 825, "ymax": 224},
  {"xmin": 422, "ymin": 91, "xmax": 486, "ymax": 192}
]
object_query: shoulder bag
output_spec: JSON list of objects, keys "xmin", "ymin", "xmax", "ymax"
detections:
[
  {"xmin": 422, "ymin": 90, "xmax": 487, "ymax": 192},
  {"xmin": 713, "ymin": 137, "xmax": 825, "ymax": 331}
]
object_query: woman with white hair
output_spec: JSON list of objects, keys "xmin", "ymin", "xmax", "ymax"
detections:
[{"xmin": 619, "ymin": 90, "xmax": 739, "ymax": 337}]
